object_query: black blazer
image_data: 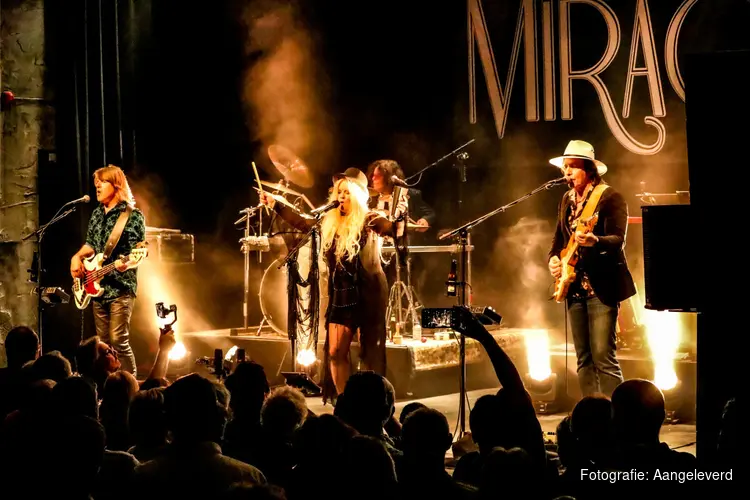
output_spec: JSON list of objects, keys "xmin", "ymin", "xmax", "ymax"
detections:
[
  {"xmin": 405, "ymin": 189, "xmax": 436, "ymax": 227},
  {"xmin": 548, "ymin": 184, "xmax": 637, "ymax": 307}
]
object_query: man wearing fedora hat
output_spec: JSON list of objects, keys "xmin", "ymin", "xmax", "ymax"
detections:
[{"xmin": 548, "ymin": 140, "xmax": 636, "ymax": 397}]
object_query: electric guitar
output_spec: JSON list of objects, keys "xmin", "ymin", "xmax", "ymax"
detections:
[
  {"xmin": 553, "ymin": 213, "xmax": 599, "ymax": 303},
  {"xmin": 72, "ymin": 242, "xmax": 148, "ymax": 309}
]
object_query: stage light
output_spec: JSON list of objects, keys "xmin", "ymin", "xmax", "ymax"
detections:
[
  {"xmin": 168, "ymin": 341, "xmax": 187, "ymax": 361},
  {"xmin": 225, "ymin": 345, "xmax": 238, "ymax": 361},
  {"xmin": 524, "ymin": 372, "xmax": 559, "ymax": 414},
  {"xmin": 296, "ymin": 348, "xmax": 316, "ymax": 367}
]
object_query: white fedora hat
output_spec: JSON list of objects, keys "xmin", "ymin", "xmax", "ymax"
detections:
[{"xmin": 549, "ymin": 140, "xmax": 607, "ymax": 175}]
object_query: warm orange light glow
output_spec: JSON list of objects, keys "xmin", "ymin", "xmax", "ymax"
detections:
[
  {"xmin": 642, "ymin": 309, "xmax": 681, "ymax": 390},
  {"xmin": 296, "ymin": 348, "xmax": 316, "ymax": 367},
  {"xmin": 525, "ymin": 329, "xmax": 552, "ymax": 381}
]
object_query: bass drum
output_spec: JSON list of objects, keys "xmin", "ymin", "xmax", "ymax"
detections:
[{"xmin": 259, "ymin": 244, "xmax": 328, "ymax": 336}]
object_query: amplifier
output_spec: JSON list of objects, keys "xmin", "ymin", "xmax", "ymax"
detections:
[{"xmin": 145, "ymin": 228, "xmax": 195, "ymax": 263}]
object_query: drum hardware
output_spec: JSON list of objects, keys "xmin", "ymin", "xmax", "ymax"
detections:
[
  {"xmin": 380, "ymin": 141, "xmax": 475, "ymax": 346},
  {"xmin": 238, "ymin": 203, "xmax": 265, "ymax": 333},
  {"xmin": 234, "ymin": 147, "xmax": 319, "ymax": 338},
  {"xmin": 386, "ymin": 252, "xmax": 422, "ymax": 343},
  {"xmin": 240, "ymin": 235, "xmax": 270, "ymax": 253},
  {"xmin": 385, "ymin": 186, "xmax": 422, "ymax": 344},
  {"xmin": 253, "ymin": 189, "xmax": 307, "ymax": 214},
  {"xmin": 259, "ymin": 180, "xmax": 316, "ymax": 210}
]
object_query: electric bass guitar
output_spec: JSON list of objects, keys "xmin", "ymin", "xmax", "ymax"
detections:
[
  {"xmin": 552, "ymin": 213, "xmax": 598, "ymax": 303},
  {"xmin": 72, "ymin": 242, "xmax": 148, "ymax": 309}
]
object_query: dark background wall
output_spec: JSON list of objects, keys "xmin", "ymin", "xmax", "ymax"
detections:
[{"xmin": 36, "ymin": 0, "xmax": 750, "ymax": 368}]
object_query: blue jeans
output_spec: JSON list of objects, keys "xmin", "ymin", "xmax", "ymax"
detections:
[
  {"xmin": 93, "ymin": 294, "xmax": 137, "ymax": 377},
  {"xmin": 567, "ymin": 296, "xmax": 623, "ymax": 397}
]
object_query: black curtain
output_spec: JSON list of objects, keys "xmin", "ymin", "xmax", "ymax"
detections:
[{"xmin": 41, "ymin": 0, "xmax": 147, "ymax": 358}]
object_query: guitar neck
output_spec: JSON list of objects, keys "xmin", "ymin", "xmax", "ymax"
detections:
[{"xmin": 86, "ymin": 259, "xmax": 122, "ymax": 283}]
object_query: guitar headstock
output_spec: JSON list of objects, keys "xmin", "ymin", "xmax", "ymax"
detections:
[{"xmin": 119, "ymin": 241, "xmax": 149, "ymax": 268}]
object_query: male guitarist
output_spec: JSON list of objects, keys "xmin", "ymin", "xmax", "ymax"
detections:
[
  {"xmin": 71, "ymin": 165, "xmax": 146, "ymax": 376},
  {"xmin": 547, "ymin": 140, "xmax": 636, "ymax": 398}
]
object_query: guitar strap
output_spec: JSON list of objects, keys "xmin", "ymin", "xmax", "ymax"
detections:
[
  {"xmin": 577, "ymin": 183, "xmax": 609, "ymax": 223},
  {"xmin": 102, "ymin": 206, "xmax": 133, "ymax": 261}
]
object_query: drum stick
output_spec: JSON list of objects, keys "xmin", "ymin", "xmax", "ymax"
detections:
[{"xmin": 252, "ymin": 161, "xmax": 269, "ymax": 215}]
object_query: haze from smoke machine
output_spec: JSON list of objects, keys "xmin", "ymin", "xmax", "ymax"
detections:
[{"xmin": 241, "ymin": 0, "xmax": 334, "ymax": 177}]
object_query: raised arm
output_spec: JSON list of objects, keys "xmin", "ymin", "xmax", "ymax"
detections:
[
  {"xmin": 145, "ymin": 326, "xmax": 176, "ymax": 382},
  {"xmin": 452, "ymin": 306, "xmax": 525, "ymax": 393},
  {"xmin": 451, "ymin": 306, "xmax": 546, "ymax": 470},
  {"xmin": 259, "ymin": 192, "xmax": 315, "ymax": 232}
]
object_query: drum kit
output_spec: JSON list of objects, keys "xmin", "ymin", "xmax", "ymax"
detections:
[
  {"xmin": 237, "ymin": 145, "xmax": 320, "ymax": 337},
  {"xmin": 236, "ymin": 145, "xmax": 428, "ymax": 344}
]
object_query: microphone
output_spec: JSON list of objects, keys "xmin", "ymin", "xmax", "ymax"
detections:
[
  {"xmin": 390, "ymin": 176, "xmax": 410, "ymax": 188},
  {"xmin": 310, "ymin": 200, "xmax": 340, "ymax": 215},
  {"xmin": 66, "ymin": 195, "xmax": 90, "ymax": 205},
  {"xmin": 546, "ymin": 177, "xmax": 568, "ymax": 186}
]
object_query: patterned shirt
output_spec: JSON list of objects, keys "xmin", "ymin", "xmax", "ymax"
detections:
[
  {"xmin": 566, "ymin": 190, "xmax": 596, "ymax": 300},
  {"xmin": 85, "ymin": 201, "xmax": 146, "ymax": 303}
]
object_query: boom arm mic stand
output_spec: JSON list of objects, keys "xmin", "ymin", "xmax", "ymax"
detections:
[{"xmin": 440, "ymin": 176, "xmax": 565, "ymax": 438}]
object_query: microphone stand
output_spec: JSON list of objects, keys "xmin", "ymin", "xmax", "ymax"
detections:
[
  {"xmin": 402, "ymin": 139, "xmax": 475, "ymax": 184},
  {"xmin": 23, "ymin": 203, "xmax": 80, "ymax": 353},
  {"xmin": 279, "ymin": 212, "xmax": 325, "ymax": 373},
  {"xmin": 439, "ymin": 177, "xmax": 565, "ymax": 438}
]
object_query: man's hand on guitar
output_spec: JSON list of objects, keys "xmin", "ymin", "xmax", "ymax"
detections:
[
  {"xmin": 115, "ymin": 260, "xmax": 130, "ymax": 272},
  {"xmin": 549, "ymin": 256, "xmax": 562, "ymax": 279},
  {"xmin": 575, "ymin": 231, "xmax": 599, "ymax": 247},
  {"xmin": 70, "ymin": 256, "xmax": 84, "ymax": 278}
]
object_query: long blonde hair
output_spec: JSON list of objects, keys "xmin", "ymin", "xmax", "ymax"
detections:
[
  {"xmin": 94, "ymin": 165, "xmax": 135, "ymax": 207},
  {"xmin": 320, "ymin": 178, "xmax": 371, "ymax": 263}
]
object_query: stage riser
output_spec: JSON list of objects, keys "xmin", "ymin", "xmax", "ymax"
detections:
[
  {"xmin": 174, "ymin": 333, "xmax": 510, "ymax": 399},
  {"xmin": 174, "ymin": 333, "xmax": 695, "ymax": 420}
]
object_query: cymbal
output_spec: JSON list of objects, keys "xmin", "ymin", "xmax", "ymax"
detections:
[
  {"xmin": 267, "ymin": 145, "xmax": 313, "ymax": 188},
  {"xmin": 253, "ymin": 189, "xmax": 300, "ymax": 212},
  {"xmin": 259, "ymin": 180, "xmax": 305, "ymax": 199}
]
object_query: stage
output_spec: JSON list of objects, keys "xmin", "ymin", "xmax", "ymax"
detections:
[
  {"xmin": 174, "ymin": 325, "xmax": 527, "ymax": 399},
  {"xmin": 173, "ymin": 325, "xmax": 697, "ymax": 422}
]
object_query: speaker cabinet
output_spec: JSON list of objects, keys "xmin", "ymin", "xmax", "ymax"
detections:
[
  {"xmin": 641, "ymin": 204, "xmax": 697, "ymax": 312},
  {"xmin": 684, "ymin": 49, "xmax": 749, "ymax": 460}
]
